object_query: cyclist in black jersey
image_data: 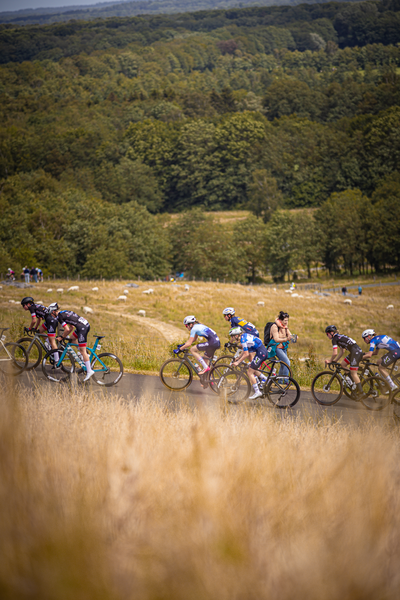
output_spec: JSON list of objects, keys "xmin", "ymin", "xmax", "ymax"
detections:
[
  {"xmin": 325, "ymin": 325, "xmax": 364, "ymax": 398},
  {"xmin": 48, "ymin": 305, "xmax": 94, "ymax": 382},
  {"xmin": 21, "ymin": 296, "xmax": 60, "ymax": 360}
]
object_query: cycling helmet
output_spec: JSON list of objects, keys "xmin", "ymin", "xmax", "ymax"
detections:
[
  {"xmin": 362, "ymin": 329, "xmax": 375, "ymax": 339},
  {"xmin": 325, "ymin": 325, "xmax": 337, "ymax": 334},
  {"xmin": 21, "ymin": 296, "xmax": 34, "ymax": 306},
  {"xmin": 223, "ymin": 307, "xmax": 235, "ymax": 316},
  {"xmin": 229, "ymin": 327, "xmax": 242, "ymax": 336},
  {"xmin": 48, "ymin": 302, "xmax": 59, "ymax": 312},
  {"xmin": 183, "ymin": 315, "xmax": 196, "ymax": 325}
]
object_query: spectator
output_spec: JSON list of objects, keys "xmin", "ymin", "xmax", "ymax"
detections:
[
  {"xmin": 37, "ymin": 267, "xmax": 43, "ymax": 282},
  {"xmin": 23, "ymin": 266, "xmax": 30, "ymax": 284},
  {"xmin": 30, "ymin": 266, "xmax": 38, "ymax": 283},
  {"xmin": 358, "ymin": 285, "xmax": 362, "ymax": 296},
  {"xmin": 341, "ymin": 286, "xmax": 347, "ymax": 296}
]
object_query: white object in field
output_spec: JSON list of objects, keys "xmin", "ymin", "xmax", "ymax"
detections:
[
  {"xmin": 117, "ymin": 295, "xmax": 127, "ymax": 301},
  {"xmin": 83, "ymin": 306, "xmax": 94, "ymax": 314},
  {"xmin": 47, "ymin": 289, "xmax": 53, "ymax": 292},
  {"xmin": 142, "ymin": 288, "xmax": 154, "ymax": 295},
  {"xmin": 344, "ymin": 298, "xmax": 352, "ymax": 305},
  {"xmin": 273, "ymin": 287, "xmax": 277, "ymax": 292},
  {"xmin": 8, "ymin": 299, "xmax": 16, "ymax": 303},
  {"xmin": 387, "ymin": 304, "xmax": 394, "ymax": 309},
  {"xmin": 36, "ymin": 300, "xmax": 43, "ymax": 304},
  {"xmin": 57, "ymin": 288, "xmax": 64, "ymax": 293},
  {"xmin": 291, "ymin": 293, "xmax": 299, "ymax": 298},
  {"xmin": 92, "ymin": 287, "xmax": 99, "ymax": 292},
  {"xmin": 298, "ymin": 294, "xmax": 304, "ymax": 298},
  {"xmin": 184, "ymin": 284, "xmax": 190, "ymax": 291},
  {"xmin": 138, "ymin": 310, "xmax": 146, "ymax": 317},
  {"xmin": 257, "ymin": 301, "xmax": 265, "ymax": 306},
  {"xmin": 123, "ymin": 289, "xmax": 129, "ymax": 295},
  {"xmin": 67, "ymin": 286, "xmax": 79, "ymax": 292},
  {"xmin": 285, "ymin": 289, "xmax": 292, "ymax": 293}
]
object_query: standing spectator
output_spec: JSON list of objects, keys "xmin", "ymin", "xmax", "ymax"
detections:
[
  {"xmin": 23, "ymin": 266, "xmax": 30, "ymax": 284},
  {"xmin": 342, "ymin": 286, "xmax": 347, "ymax": 296},
  {"xmin": 30, "ymin": 266, "xmax": 38, "ymax": 283},
  {"xmin": 37, "ymin": 267, "xmax": 43, "ymax": 282},
  {"xmin": 358, "ymin": 285, "xmax": 362, "ymax": 296}
]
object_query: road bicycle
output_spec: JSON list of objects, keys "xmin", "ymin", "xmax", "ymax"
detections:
[
  {"xmin": 42, "ymin": 335, "xmax": 123, "ymax": 386},
  {"xmin": 0, "ymin": 327, "xmax": 28, "ymax": 376},
  {"xmin": 17, "ymin": 327, "xmax": 55, "ymax": 371},
  {"xmin": 213, "ymin": 342, "xmax": 293, "ymax": 379},
  {"xmin": 160, "ymin": 348, "xmax": 214, "ymax": 390},
  {"xmin": 311, "ymin": 362, "xmax": 392, "ymax": 411}
]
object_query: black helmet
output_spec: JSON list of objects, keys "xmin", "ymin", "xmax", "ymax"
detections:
[
  {"xmin": 21, "ymin": 296, "xmax": 34, "ymax": 306},
  {"xmin": 325, "ymin": 325, "xmax": 337, "ymax": 334}
]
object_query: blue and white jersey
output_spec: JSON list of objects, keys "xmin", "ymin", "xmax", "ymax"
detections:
[
  {"xmin": 191, "ymin": 324, "xmax": 219, "ymax": 341},
  {"xmin": 240, "ymin": 333, "xmax": 263, "ymax": 352},
  {"xmin": 369, "ymin": 335, "xmax": 400, "ymax": 352},
  {"xmin": 231, "ymin": 316, "xmax": 259, "ymax": 337}
]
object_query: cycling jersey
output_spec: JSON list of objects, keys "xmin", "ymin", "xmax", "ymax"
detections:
[
  {"xmin": 57, "ymin": 310, "xmax": 89, "ymax": 329},
  {"xmin": 331, "ymin": 333, "xmax": 360, "ymax": 352},
  {"xmin": 240, "ymin": 333, "xmax": 264, "ymax": 352},
  {"xmin": 191, "ymin": 324, "xmax": 218, "ymax": 341},
  {"xmin": 28, "ymin": 303, "xmax": 48, "ymax": 320},
  {"xmin": 230, "ymin": 316, "xmax": 259, "ymax": 337},
  {"xmin": 368, "ymin": 335, "xmax": 400, "ymax": 352}
]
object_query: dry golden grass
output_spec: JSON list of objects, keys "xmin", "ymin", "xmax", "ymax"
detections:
[
  {"xmin": 1, "ymin": 278, "xmax": 399, "ymax": 383},
  {"xmin": 1, "ymin": 379, "xmax": 400, "ymax": 600}
]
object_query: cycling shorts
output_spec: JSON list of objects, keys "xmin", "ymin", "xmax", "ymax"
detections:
[
  {"xmin": 249, "ymin": 346, "xmax": 268, "ymax": 370},
  {"xmin": 381, "ymin": 349, "xmax": 400, "ymax": 367},
  {"xmin": 343, "ymin": 346, "xmax": 363, "ymax": 370},
  {"xmin": 72, "ymin": 324, "xmax": 90, "ymax": 347},
  {"xmin": 43, "ymin": 316, "xmax": 58, "ymax": 337},
  {"xmin": 197, "ymin": 335, "xmax": 220, "ymax": 359}
]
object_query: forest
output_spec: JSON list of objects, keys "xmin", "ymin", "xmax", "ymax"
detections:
[{"xmin": 1, "ymin": 0, "xmax": 399, "ymax": 280}]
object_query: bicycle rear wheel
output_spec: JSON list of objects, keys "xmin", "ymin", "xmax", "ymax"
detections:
[
  {"xmin": 16, "ymin": 337, "xmax": 43, "ymax": 370},
  {"xmin": 0, "ymin": 343, "xmax": 28, "ymax": 376},
  {"xmin": 160, "ymin": 358, "xmax": 192, "ymax": 391},
  {"xmin": 42, "ymin": 349, "xmax": 75, "ymax": 383},
  {"xmin": 209, "ymin": 365, "xmax": 250, "ymax": 403},
  {"xmin": 311, "ymin": 371, "xmax": 343, "ymax": 406},
  {"xmin": 91, "ymin": 353, "xmax": 123, "ymax": 387},
  {"xmin": 264, "ymin": 376, "xmax": 300, "ymax": 408},
  {"xmin": 360, "ymin": 376, "xmax": 392, "ymax": 411},
  {"xmin": 260, "ymin": 359, "xmax": 292, "ymax": 381}
]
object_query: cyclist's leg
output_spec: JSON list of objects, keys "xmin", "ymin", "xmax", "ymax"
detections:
[
  {"xmin": 191, "ymin": 344, "xmax": 210, "ymax": 370},
  {"xmin": 347, "ymin": 348, "xmax": 363, "ymax": 395},
  {"xmin": 248, "ymin": 347, "xmax": 268, "ymax": 398},
  {"xmin": 46, "ymin": 318, "xmax": 59, "ymax": 357},
  {"xmin": 74, "ymin": 326, "xmax": 93, "ymax": 378}
]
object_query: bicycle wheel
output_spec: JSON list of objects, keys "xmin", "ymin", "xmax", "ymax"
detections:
[
  {"xmin": 209, "ymin": 362, "xmax": 234, "ymax": 395},
  {"xmin": 42, "ymin": 349, "xmax": 75, "ymax": 383},
  {"xmin": 212, "ymin": 356, "xmax": 235, "ymax": 368},
  {"xmin": 160, "ymin": 358, "xmax": 192, "ymax": 391},
  {"xmin": 360, "ymin": 376, "xmax": 392, "ymax": 411},
  {"xmin": 16, "ymin": 337, "xmax": 43, "ymax": 370},
  {"xmin": 91, "ymin": 353, "xmax": 123, "ymax": 387},
  {"xmin": 393, "ymin": 374, "xmax": 400, "ymax": 405},
  {"xmin": 264, "ymin": 376, "xmax": 301, "ymax": 409},
  {"xmin": 311, "ymin": 371, "xmax": 343, "ymax": 406},
  {"xmin": 260, "ymin": 359, "xmax": 292, "ymax": 381},
  {"xmin": 0, "ymin": 343, "xmax": 28, "ymax": 375},
  {"xmin": 209, "ymin": 365, "xmax": 251, "ymax": 403}
]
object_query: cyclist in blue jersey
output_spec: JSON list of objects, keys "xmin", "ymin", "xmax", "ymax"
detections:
[
  {"xmin": 362, "ymin": 329, "xmax": 400, "ymax": 391},
  {"xmin": 222, "ymin": 307, "xmax": 259, "ymax": 336},
  {"xmin": 175, "ymin": 315, "xmax": 220, "ymax": 376},
  {"xmin": 230, "ymin": 326, "xmax": 268, "ymax": 400}
]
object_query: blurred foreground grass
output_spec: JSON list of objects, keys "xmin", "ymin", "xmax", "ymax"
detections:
[
  {"xmin": 1, "ymin": 380, "xmax": 400, "ymax": 600},
  {"xmin": 1, "ymin": 278, "xmax": 399, "ymax": 385}
]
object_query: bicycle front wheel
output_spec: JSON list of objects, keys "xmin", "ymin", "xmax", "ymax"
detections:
[
  {"xmin": 209, "ymin": 362, "xmax": 234, "ymax": 395},
  {"xmin": 209, "ymin": 365, "xmax": 251, "ymax": 403},
  {"xmin": 160, "ymin": 358, "xmax": 192, "ymax": 391},
  {"xmin": 0, "ymin": 342, "xmax": 28, "ymax": 376},
  {"xmin": 92, "ymin": 353, "xmax": 123, "ymax": 387},
  {"xmin": 42, "ymin": 349, "xmax": 75, "ymax": 383},
  {"xmin": 311, "ymin": 371, "xmax": 343, "ymax": 406},
  {"xmin": 264, "ymin": 376, "xmax": 300, "ymax": 408},
  {"xmin": 360, "ymin": 376, "xmax": 392, "ymax": 411},
  {"xmin": 16, "ymin": 337, "xmax": 43, "ymax": 370}
]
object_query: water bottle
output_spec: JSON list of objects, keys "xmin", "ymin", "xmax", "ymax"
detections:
[
  {"xmin": 345, "ymin": 376, "xmax": 353, "ymax": 387},
  {"xmin": 44, "ymin": 341, "xmax": 51, "ymax": 351},
  {"xmin": 194, "ymin": 363, "xmax": 200, "ymax": 372}
]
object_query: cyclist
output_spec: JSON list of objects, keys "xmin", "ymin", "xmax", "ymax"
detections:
[
  {"xmin": 229, "ymin": 326, "xmax": 269, "ymax": 400},
  {"xmin": 361, "ymin": 329, "xmax": 400, "ymax": 391},
  {"xmin": 325, "ymin": 325, "xmax": 364, "ymax": 398},
  {"xmin": 222, "ymin": 307, "xmax": 259, "ymax": 336},
  {"xmin": 21, "ymin": 296, "xmax": 60, "ymax": 363},
  {"xmin": 174, "ymin": 316, "xmax": 220, "ymax": 377},
  {"xmin": 47, "ymin": 305, "xmax": 94, "ymax": 382}
]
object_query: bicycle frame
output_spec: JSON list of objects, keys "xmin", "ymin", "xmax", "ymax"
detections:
[
  {"xmin": 58, "ymin": 337, "xmax": 107, "ymax": 373},
  {"xmin": 175, "ymin": 350, "xmax": 202, "ymax": 377},
  {"xmin": 0, "ymin": 335, "xmax": 13, "ymax": 361}
]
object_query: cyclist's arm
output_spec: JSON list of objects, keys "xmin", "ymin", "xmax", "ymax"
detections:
[
  {"xmin": 363, "ymin": 348, "xmax": 378, "ymax": 360},
  {"xmin": 57, "ymin": 324, "xmax": 73, "ymax": 340},
  {"xmin": 29, "ymin": 315, "xmax": 38, "ymax": 330},
  {"xmin": 179, "ymin": 335, "xmax": 197, "ymax": 351},
  {"xmin": 233, "ymin": 350, "xmax": 249, "ymax": 365},
  {"xmin": 326, "ymin": 347, "xmax": 341, "ymax": 364}
]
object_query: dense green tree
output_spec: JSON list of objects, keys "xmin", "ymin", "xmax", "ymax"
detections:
[
  {"xmin": 233, "ymin": 215, "xmax": 267, "ymax": 283},
  {"xmin": 247, "ymin": 169, "xmax": 282, "ymax": 223},
  {"xmin": 265, "ymin": 210, "xmax": 294, "ymax": 282}
]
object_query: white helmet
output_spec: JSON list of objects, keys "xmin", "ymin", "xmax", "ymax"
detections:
[
  {"xmin": 362, "ymin": 329, "xmax": 375, "ymax": 339},
  {"xmin": 183, "ymin": 315, "xmax": 196, "ymax": 325},
  {"xmin": 223, "ymin": 307, "xmax": 235, "ymax": 316},
  {"xmin": 229, "ymin": 327, "xmax": 242, "ymax": 336},
  {"xmin": 48, "ymin": 302, "xmax": 59, "ymax": 313}
]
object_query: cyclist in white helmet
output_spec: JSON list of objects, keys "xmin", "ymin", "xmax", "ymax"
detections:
[
  {"xmin": 175, "ymin": 316, "xmax": 220, "ymax": 377},
  {"xmin": 362, "ymin": 329, "xmax": 400, "ymax": 391},
  {"xmin": 229, "ymin": 326, "xmax": 268, "ymax": 400}
]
